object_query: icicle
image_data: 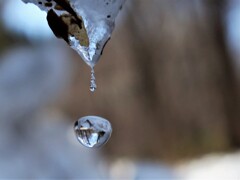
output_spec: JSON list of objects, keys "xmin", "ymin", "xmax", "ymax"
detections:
[{"xmin": 21, "ymin": 0, "xmax": 126, "ymax": 91}]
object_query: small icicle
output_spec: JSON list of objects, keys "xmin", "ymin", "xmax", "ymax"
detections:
[{"xmin": 90, "ymin": 67, "xmax": 97, "ymax": 92}]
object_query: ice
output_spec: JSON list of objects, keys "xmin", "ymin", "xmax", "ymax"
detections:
[{"xmin": 21, "ymin": 0, "xmax": 125, "ymax": 67}]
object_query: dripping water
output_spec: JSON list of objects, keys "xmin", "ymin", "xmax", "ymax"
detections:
[{"xmin": 90, "ymin": 67, "xmax": 97, "ymax": 92}]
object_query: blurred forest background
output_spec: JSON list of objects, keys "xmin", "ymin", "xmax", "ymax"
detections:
[
  {"xmin": 0, "ymin": 0, "xmax": 240, "ymax": 178},
  {"xmin": 59, "ymin": 0, "xmax": 240, "ymax": 161}
]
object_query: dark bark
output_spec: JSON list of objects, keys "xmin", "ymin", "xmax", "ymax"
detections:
[{"xmin": 205, "ymin": 0, "xmax": 240, "ymax": 148}]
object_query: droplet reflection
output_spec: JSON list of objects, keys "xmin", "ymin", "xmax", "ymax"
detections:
[{"xmin": 74, "ymin": 116, "xmax": 112, "ymax": 148}]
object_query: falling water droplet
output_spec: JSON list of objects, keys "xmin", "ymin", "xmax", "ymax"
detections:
[
  {"xmin": 90, "ymin": 68, "xmax": 97, "ymax": 92},
  {"xmin": 74, "ymin": 116, "xmax": 112, "ymax": 148}
]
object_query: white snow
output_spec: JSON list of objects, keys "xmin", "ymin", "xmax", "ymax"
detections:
[{"xmin": 177, "ymin": 152, "xmax": 240, "ymax": 180}]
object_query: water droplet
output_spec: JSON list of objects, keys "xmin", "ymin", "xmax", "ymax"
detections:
[
  {"xmin": 90, "ymin": 68, "xmax": 97, "ymax": 92},
  {"xmin": 74, "ymin": 116, "xmax": 112, "ymax": 148}
]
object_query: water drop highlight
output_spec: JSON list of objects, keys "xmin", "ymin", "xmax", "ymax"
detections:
[
  {"xmin": 90, "ymin": 68, "xmax": 97, "ymax": 92},
  {"xmin": 74, "ymin": 116, "xmax": 112, "ymax": 148}
]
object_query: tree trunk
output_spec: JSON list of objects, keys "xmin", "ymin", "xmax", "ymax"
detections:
[
  {"xmin": 205, "ymin": 0, "xmax": 240, "ymax": 148},
  {"xmin": 104, "ymin": 0, "xmax": 240, "ymax": 160}
]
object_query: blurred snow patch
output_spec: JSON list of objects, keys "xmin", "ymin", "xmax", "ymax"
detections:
[
  {"xmin": 0, "ymin": 109, "xmax": 106, "ymax": 178},
  {"xmin": 0, "ymin": 45, "xmax": 71, "ymax": 121},
  {"xmin": 177, "ymin": 152, "xmax": 240, "ymax": 180},
  {"xmin": 0, "ymin": 45, "xmax": 108, "ymax": 178},
  {"xmin": 109, "ymin": 159, "xmax": 177, "ymax": 180}
]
